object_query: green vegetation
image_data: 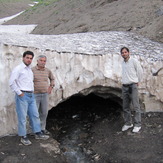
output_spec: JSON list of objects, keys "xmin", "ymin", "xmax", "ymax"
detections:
[
  {"xmin": 27, "ymin": 0, "xmax": 59, "ymax": 11},
  {"xmin": 34, "ymin": 0, "xmax": 59, "ymax": 5},
  {"xmin": 0, "ymin": 0, "xmax": 58, "ymax": 3},
  {"xmin": 22, "ymin": 0, "xmax": 60, "ymax": 13},
  {"xmin": 0, "ymin": 0, "xmax": 32, "ymax": 2},
  {"xmin": 35, "ymin": 0, "xmax": 59, "ymax": 2}
]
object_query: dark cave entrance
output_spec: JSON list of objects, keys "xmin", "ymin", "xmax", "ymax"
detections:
[
  {"xmin": 47, "ymin": 93, "xmax": 122, "ymax": 139},
  {"xmin": 46, "ymin": 93, "xmax": 123, "ymax": 162}
]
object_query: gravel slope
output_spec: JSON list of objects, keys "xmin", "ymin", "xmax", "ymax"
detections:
[{"xmin": 2, "ymin": 0, "xmax": 163, "ymax": 43}]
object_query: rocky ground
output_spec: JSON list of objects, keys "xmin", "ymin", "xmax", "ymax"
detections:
[
  {"xmin": 0, "ymin": 0, "xmax": 163, "ymax": 163},
  {"xmin": 0, "ymin": 94, "xmax": 163, "ymax": 163}
]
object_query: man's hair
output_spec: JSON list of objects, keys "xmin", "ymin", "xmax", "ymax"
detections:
[
  {"xmin": 37, "ymin": 55, "xmax": 47, "ymax": 60},
  {"xmin": 23, "ymin": 51, "xmax": 34, "ymax": 58},
  {"xmin": 120, "ymin": 47, "xmax": 129, "ymax": 54}
]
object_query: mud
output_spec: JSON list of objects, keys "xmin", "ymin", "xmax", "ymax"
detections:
[{"xmin": 0, "ymin": 94, "xmax": 163, "ymax": 163}]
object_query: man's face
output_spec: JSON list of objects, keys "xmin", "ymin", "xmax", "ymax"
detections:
[
  {"xmin": 121, "ymin": 49, "xmax": 130, "ymax": 60},
  {"xmin": 23, "ymin": 54, "xmax": 33, "ymax": 66},
  {"xmin": 37, "ymin": 57, "xmax": 46, "ymax": 68}
]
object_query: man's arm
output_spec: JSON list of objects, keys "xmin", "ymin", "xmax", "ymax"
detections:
[
  {"xmin": 47, "ymin": 70, "xmax": 55, "ymax": 94},
  {"xmin": 134, "ymin": 59, "xmax": 143, "ymax": 83},
  {"xmin": 9, "ymin": 68, "xmax": 23, "ymax": 95}
]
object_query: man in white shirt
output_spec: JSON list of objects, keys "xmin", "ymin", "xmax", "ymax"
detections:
[
  {"xmin": 120, "ymin": 47, "xmax": 143, "ymax": 133},
  {"xmin": 9, "ymin": 51, "xmax": 49, "ymax": 145}
]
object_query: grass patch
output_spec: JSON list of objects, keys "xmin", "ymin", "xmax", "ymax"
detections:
[
  {"xmin": 28, "ymin": 0, "xmax": 59, "ymax": 10},
  {"xmin": 0, "ymin": 0, "xmax": 32, "ymax": 2},
  {"xmin": 34, "ymin": 0, "xmax": 59, "ymax": 5},
  {"xmin": 23, "ymin": 0, "xmax": 60, "ymax": 14}
]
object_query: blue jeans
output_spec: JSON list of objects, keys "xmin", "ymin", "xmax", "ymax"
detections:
[
  {"xmin": 15, "ymin": 92, "xmax": 41, "ymax": 136},
  {"xmin": 35, "ymin": 93, "xmax": 49, "ymax": 131}
]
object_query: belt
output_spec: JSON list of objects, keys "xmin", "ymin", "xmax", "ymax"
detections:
[
  {"xmin": 21, "ymin": 90, "xmax": 33, "ymax": 93},
  {"xmin": 123, "ymin": 83, "xmax": 134, "ymax": 87}
]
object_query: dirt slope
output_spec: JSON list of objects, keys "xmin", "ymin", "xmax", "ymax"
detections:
[
  {"xmin": 0, "ymin": 0, "xmax": 32, "ymax": 18},
  {"xmin": 3, "ymin": 0, "xmax": 163, "ymax": 43}
]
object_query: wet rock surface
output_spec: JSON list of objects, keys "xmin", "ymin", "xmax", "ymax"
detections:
[
  {"xmin": 47, "ymin": 94, "xmax": 163, "ymax": 163},
  {"xmin": 0, "ymin": 94, "xmax": 163, "ymax": 162}
]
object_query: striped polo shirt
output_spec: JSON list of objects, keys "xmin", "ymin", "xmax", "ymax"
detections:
[{"xmin": 32, "ymin": 65, "xmax": 55, "ymax": 93}]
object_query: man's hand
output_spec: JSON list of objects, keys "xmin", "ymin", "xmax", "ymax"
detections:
[
  {"xmin": 19, "ymin": 93, "xmax": 24, "ymax": 97},
  {"xmin": 47, "ymin": 86, "xmax": 54, "ymax": 94}
]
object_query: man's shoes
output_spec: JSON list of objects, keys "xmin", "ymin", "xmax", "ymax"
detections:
[
  {"xmin": 122, "ymin": 124, "xmax": 133, "ymax": 131},
  {"xmin": 41, "ymin": 130, "xmax": 50, "ymax": 135},
  {"xmin": 21, "ymin": 136, "xmax": 32, "ymax": 146},
  {"xmin": 35, "ymin": 132, "xmax": 49, "ymax": 140},
  {"xmin": 132, "ymin": 126, "xmax": 141, "ymax": 133},
  {"xmin": 28, "ymin": 132, "xmax": 35, "ymax": 136}
]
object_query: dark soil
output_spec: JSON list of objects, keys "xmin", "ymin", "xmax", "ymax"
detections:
[{"xmin": 1, "ymin": 94, "xmax": 162, "ymax": 163}]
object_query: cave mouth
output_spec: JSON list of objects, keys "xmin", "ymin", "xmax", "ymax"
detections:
[
  {"xmin": 46, "ymin": 93, "xmax": 122, "ymax": 162},
  {"xmin": 47, "ymin": 93, "xmax": 122, "ymax": 139}
]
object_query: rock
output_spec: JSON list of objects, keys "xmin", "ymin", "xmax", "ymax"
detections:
[
  {"xmin": 40, "ymin": 139, "xmax": 61, "ymax": 155},
  {"xmin": 156, "ymin": 6, "xmax": 163, "ymax": 16}
]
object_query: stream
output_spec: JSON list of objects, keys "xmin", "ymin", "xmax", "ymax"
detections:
[{"xmin": 47, "ymin": 93, "xmax": 122, "ymax": 163}]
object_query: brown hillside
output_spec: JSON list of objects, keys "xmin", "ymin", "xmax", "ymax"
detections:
[
  {"xmin": 0, "ymin": 0, "xmax": 32, "ymax": 18},
  {"xmin": 3, "ymin": 0, "xmax": 163, "ymax": 43}
]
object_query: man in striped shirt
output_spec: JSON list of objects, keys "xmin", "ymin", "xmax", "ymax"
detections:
[
  {"xmin": 120, "ymin": 47, "xmax": 143, "ymax": 133},
  {"xmin": 32, "ymin": 55, "xmax": 55, "ymax": 135}
]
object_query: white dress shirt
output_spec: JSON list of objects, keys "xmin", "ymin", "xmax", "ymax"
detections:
[
  {"xmin": 122, "ymin": 57, "xmax": 143, "ymax": 85},
  {"xmin": 9, "ymin": 62, "xmax": 34, "ymax": 95}
]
